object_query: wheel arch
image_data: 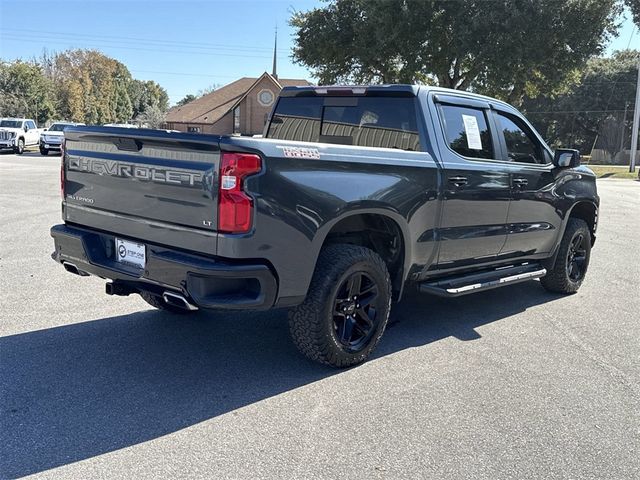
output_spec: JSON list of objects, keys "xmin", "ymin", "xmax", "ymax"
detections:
[
  {"xmin": 311, "ymin": 208, "xmax": 412, "ymax": 300},
  {"xmin": 546, "ymin": 199, "xmax": 598, "ymax": 268},
  {"xmin": 567, "ymin": 200, "xmax": 598, "ymax": 244}
]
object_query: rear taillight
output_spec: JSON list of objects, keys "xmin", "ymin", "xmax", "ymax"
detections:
[
  {"xmin": 60, "ymin": 139, "xmax": 66, "ymax": 199},
  {"xmin": 218, "ymin": 152, "xmax": 262, "ymax": 233}
]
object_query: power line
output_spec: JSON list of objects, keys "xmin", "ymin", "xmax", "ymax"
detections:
[
  {"xmin": 0, "ymin": 34, "xmax": 285, "ymax": 60},
  {"xmin": 1, "ymin": 28, "xmax": 290, "ymax": 55}
]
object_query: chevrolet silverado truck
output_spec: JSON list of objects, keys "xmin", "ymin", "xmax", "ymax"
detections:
[
  {"xmin": 51, "ymin": 85, "xmax": 598, "ymax": 367},
  {"xmin": 0, "ymin": 118, "xmax": 42, "ymax": 154}
]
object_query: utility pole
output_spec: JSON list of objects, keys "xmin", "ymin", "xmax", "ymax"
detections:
[
  {"xmin": 619, "ymin": 102, "xmax": 628, "ymax": 155},
  {"xmin": 629, "ymin": 58, "xmax": 640, "ymax": 173}
]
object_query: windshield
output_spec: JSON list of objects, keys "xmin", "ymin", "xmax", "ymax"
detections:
[
  {"xmin": 48, "ymin": 123, "xmax": 71, "ymax": 132},
  {"xmin": 0, "ymin": 120, "xmax": 22, "ymax": 128}
]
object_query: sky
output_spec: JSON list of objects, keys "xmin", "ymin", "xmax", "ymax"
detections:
[{"xmin": 0, "ymin": 0, "xmax": 638, "ymax": 106}]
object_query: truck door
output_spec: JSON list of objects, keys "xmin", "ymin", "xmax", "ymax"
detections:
[
  {"xmin": 25, "ymin": 120, "xmax": 38, "ymax": 145},
  {"xmin": 431, "ymin": 96, "xmax": 511, "ymax": 269},
  {"xmin": 491, "ymin": 108, "xmax": 561, "ymax": 256}
]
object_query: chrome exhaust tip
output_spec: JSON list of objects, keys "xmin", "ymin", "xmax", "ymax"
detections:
[{"xmin": 162, "ymin": 291, "xmax": 198, "ymax": 311}]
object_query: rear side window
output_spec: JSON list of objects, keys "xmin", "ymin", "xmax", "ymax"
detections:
[
  {"xmin": 439, "ymin": 105, "xmax": 493, "ymax": 159},
  {"xmin": 497, "ymin": 113, "xmax": 545, "ymax": 164},
  {"xmin": 267, "ymin": 96, "xmax": 420, "ymax": 151}
]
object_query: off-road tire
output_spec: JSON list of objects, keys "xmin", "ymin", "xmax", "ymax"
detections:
[
  {"xmin": 288, "ymin": 244, "xmax": 392, "ymax": 368},
  {"xmin": 40, "ymin": 147, "xmax": 49, "ymax": 155},
  {"xmin": 541, "ymin": 218, "xmax": 591, "ymax": 294},
  {"xmin": 15, "ymin": 139, "xmax": 24, "ymax": 155},
  {"xmin": 139, "ymin": 291, "xmax": 196, "ymax": 314}
]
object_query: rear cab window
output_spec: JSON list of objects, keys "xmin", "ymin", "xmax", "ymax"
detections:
[{"xmin": 266, "ymin": 96, "xmax": 420, "ymax": 151}]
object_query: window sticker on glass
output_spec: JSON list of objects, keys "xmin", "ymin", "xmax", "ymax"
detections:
[{"xmin": 462, "ymin": 114, "xmax": 483, "ymax": 150}]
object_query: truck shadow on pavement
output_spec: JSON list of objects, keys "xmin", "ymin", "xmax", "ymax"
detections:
[{"xmin": 0, "ymin": 282, "xmax": 560, "ymax": 478}]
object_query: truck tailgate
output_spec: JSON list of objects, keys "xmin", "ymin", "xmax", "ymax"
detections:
[{"xmin": 62, "ymin": 127, "xmax": 221, "ymax": 253}]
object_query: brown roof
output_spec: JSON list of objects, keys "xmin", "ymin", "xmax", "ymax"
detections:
[{"xmin": 165, "ymin": 73, "xmax": 310, "ymax": 124}]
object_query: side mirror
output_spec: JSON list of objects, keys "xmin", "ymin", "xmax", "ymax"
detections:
[
  {"xmin": 43, "ymin": 128, "xmax": 48, "ymax": 131},
  {"xmin": 24, "ymin": 125, "xmax": 29, "ymax": 132},
  {"xmin": 553, "ymin": 148, "xmax": 581, "ymax": 168}
]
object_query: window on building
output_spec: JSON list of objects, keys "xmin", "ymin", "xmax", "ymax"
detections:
[
  {"xmin": 187, "ymin": 126, "xmax": 201, "ymax": 133},
  {"xmin": 496, "ymin": 113, "xmax": 545, "ymax": 164},
  {"xmin": 266, "ymin": 96, "xmax": 420, "ymax": 151},
  {"xmin": 233, "ymin": 107, "xmax": 240, "ymax": 133},
  {"xmin": 439, "ymin": 105, "xmax": 494, "ymax": 160}
]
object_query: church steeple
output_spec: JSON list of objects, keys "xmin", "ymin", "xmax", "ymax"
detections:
[{"xmin": 272, "ymin": 26, "xmax": 278, "ymax": 80}]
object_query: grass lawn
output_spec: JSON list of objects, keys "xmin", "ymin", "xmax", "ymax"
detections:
[{"xmin": 587, "ymin": 165, "xmax": 639, "ymax": 180}]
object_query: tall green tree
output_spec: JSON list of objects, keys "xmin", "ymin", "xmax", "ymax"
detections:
[
  {"xmin": 522, "ymin": 49, "xmax": 640, "ymax": 156},
  {"xmin": 175, "ymin": 94, "xmax": 197, "ymax": 107},
  {"xmin": 128, "ymin": 79, "xmax": 169, "ymax": 118},
  {"xmin": 291, "ymin": 0, "xmax": 622, "ymax": 105},
  {"xmin": 53, "ymin": 49, "xmax": 134, "ymax": 124},
  {"xmin": 0, "ymin": 61, "xmax": 56, "ymax": 124}
]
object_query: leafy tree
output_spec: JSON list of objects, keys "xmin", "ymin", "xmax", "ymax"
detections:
[
  {"xmin": 0, "ymin": 60, "xmax": 56, "ymax": 124},
  {"xmin": 291, "ymin": 0, "xmax": 622, "ymax": 105},
  {"xmin": 522, "ymin": 50, "xmax": 640, "ymax": 156},
  {"xmin": 176, "ymin": 94, "xmax": 197, "ymax": 106},
  {"xmin": 128, "ymin": 79, "xmax": 170, "ymax": 118},
  {"xmin": 135, "ymin": 104, "xmax": 166, "ymax": 128},
  {"xmin": 53, "ymin": 49, "xmax": 134, "ymax": 124},
  {"xmin": 624, "ymin": 0, "xmax": 640, "ymax": 25}
]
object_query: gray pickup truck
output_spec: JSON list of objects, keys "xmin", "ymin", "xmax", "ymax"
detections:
[{"xmin": 51, "ymin": 85, "xmax": 598, "ymax": 367}]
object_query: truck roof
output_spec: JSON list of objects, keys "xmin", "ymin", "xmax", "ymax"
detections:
[{"xmin": 279, "ymin": 84, "xmax": 513, "ymax": 110}]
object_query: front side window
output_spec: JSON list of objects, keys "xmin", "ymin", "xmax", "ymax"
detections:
[
  {"xmin": 439, "ymin": 105, "xmax": 493, "ymax": 160},
  {"xmin": 26, "ymin": 121, "xmax": 36, "ymax": 129},
  {"xmin": 267, "ymin": 96, "xmax": 420, "ymax": 151},
  {"xmin": 497, "ymin": 113, "xmax": 544, "ymax": 164}
]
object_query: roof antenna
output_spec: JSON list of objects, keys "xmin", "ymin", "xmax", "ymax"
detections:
[{"xmin": 272, "ymin": 25, "xmax": 278, "ymax": 80}]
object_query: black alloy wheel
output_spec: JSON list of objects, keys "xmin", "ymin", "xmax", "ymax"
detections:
[
  {"xmin": 288, "ymin": 244, "xmax": 392, "ymax": 368},
  {"xmin": 541, "ymin": 217, "xmax": 591, "ymax": 294},
  {"xmin": 566, "ymin": 232, "xmax": 587, "ymax": 282},
  {"xmin": 332, "ymin": 271, "xmax": 381, "ymax": 353}
]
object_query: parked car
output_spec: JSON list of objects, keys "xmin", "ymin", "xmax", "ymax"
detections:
[
  {"xmin": 0, "ymin": 118, "xmax": 43, "ymax": 154},
  {"xmin": 51, "ymin": 85, "xmax": 599, "ymax": 367},
  {"xmin": 40, "ymin": 122, "xmax": 85, "ymax": 155}
]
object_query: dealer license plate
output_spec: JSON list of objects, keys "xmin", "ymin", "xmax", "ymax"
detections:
[{"xmin": 115, "ymin": 238, "xmax": 146, "ymax": 269}]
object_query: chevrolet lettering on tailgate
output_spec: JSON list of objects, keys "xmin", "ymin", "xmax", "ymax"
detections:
[{"xmin": 68, "ymin": 157, "xmax": 204, "ymax": 187}]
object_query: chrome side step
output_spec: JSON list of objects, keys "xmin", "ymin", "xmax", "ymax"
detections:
[{"xmin": 418, "ymin": 265, "xmax": 547, "ymax": 298}]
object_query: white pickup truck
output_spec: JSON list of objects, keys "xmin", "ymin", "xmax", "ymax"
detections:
[{"xmin": 0, "ymin": 118, "xmax": 43, "ymax": 154}]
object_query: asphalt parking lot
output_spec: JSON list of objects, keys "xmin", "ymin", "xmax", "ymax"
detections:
[{"xmin": 1, "ymin": 151, "xmax": 639, "ymax": 479}]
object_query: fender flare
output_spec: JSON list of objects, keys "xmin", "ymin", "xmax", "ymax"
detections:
[
  {"xmin": 547, "ymin": 199, "xmax": 598, "ymax": 266},
  {"xmin": 309, "ymin": 206, "xmax": 413, "ymax": 298}
]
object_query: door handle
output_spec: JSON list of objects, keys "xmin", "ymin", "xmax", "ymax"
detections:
[
  {"xmin": 513, "ymin": 178, "xmax": 528, "ymax": 188},
  {"xmin": 448, "ymin": 176, "xmax": 468, "ymax": 187}
]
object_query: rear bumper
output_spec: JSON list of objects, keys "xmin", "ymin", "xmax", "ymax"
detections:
[{"xmin": 50, "ymin": 224, "xmax": 278, "ymax": 310}]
